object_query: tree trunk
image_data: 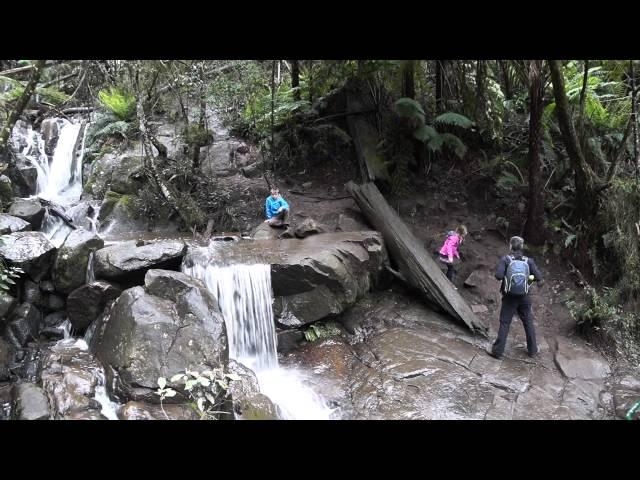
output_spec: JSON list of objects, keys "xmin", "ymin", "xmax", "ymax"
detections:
[
  {"xmin": 549, "ymin": 59, "xmax": 598, "ymax": 218},
  {"xmin": 525, "ymin": 60, "xmax": 546, "ymax": 245},
  {"xmin": 401, "ymin": 60, "xmax": 415, "ymax": 99},
  {"xmin": 0, "ymin": 59, "xmax": 46, "ymax": 158},
  {"xmin": 290, "ymin": 60, "xmax": 300, "ymax": 101},
  {"xmin": 499, "ymin": 60, "xmax": 513, "ymax": 100},
  {"xmin": 474, "ymin": 60, "xmax": 486, "ymax": 129},
  {"xmin": 435, "ymin": 60, "xmax": 446, "ymax": 114},
  {"xmin": 270, "ymin": 60, "xmax": 276, "ymax": 176},
  {"xmin": 346, "ymin": 181, "xmax": 488, "ymax": 336}
]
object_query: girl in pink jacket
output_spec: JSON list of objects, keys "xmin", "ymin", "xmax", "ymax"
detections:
[{"xmin": 439, "ymin": 225, "xmax": 467, "ymax": 287}]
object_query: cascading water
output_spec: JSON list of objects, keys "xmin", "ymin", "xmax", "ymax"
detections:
[
  {"xmin": 86, "ymin": 251, "xmax": 95, "ymax": 284},
  {"xmin": 183, "ymin": 245, "xmax": 333, "ymax": 420}
]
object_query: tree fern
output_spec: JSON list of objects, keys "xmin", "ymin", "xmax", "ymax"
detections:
[
  {"xmin": 98, "ymin": 87, "xmax": 136, "ymax": 121},
  {"xmin": 441, "ymin": 133, "xmax": 467, "ymax": 158}
]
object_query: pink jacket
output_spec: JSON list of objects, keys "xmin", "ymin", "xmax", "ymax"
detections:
[{"xmin": 439, "ymin": 232, "xmax": 462, "ymax": 260}]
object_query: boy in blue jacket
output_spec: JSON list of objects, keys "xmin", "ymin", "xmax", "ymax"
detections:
[{"xmin": 265, "ymin": 187, "xmax": 290, "ymax": 227}]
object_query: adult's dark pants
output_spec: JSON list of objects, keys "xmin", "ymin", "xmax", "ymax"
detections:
[{"xmin": 492, "ymin": 294, "xmax": 538, "ymax": 357}]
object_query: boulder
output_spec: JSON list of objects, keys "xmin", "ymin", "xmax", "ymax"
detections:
[
  {"xmin": 0, "ymin": 291, "xmax": 18, "ymax": 319},
  {"xmin": 6, "ymin": 303, "xmax": 41, "ymax": 347},
  {"xmin": 90, "ymin": 269, "xmax": 228, "ymax": 402},
  {"xmin": 13, "ymin": 383, "xmax": 50, "ymax": 420},
  {"xmin": 40, "ymin": 118, "xmax": 63, "ymax": 156},
  {"xmin": 183, "ymin": 231, "xmax": 387, "ymax": 327},
  {"xmin": 6, "ymin": 155, "xmax": 38, "ymax": 197},
  {"xmin": 0, "ymin": 232, "xmax": 56, "ymax": 281},
  {"xmin": 0, "ymin": 337, "xmax": 14, "ymax": 381},
  {"xmin": 94, "ymin": 240, "xmax": 187, "ymax": 285},
  {"xmin": 43, "ymin": 293, "xmax": 65, "ymax": 311},
  {"xmin": 294, "ymin": 218, "xmax": 323, "ymax": 239},
  {"xmin": 0, "ymin": 213, "xmax": 31, "ymax": 235},
  {"xmin": 554, "ymin": 337, "xmax": 611, "ymax": 380},
  {"xmin": 52, "ymin": 228, "xmax": 104, "ymax": 294},
  {"xmin": 0, "ymin": 175, "xmax": 15, "ymax": 206},
  {"xmin": 23, "ymin": 279, "xmax": 42, "ymax": 306},
  {"xmin": 67, "ymin": 281, "xmax": 122, "ymax": 332},
  {"xmin": 40, "ymin": 341, "xmax": 105, "ymax": 418},
  {"xmin": 43, "ymin": 311, "xmax": 66, "ymax": 327},
  {"xmin": 227, "ymin": 360, "xmax": 278, "ymax": 420},
  {"xmin": 8, "ymin": 198, "xmax": 45, "ymax": 229},
  {"xmin": 110, "ymin": 156, "xmax": 145, "ymax": 195},
  {"xmin": 117, "ymin": 401, "xmax": 198, "ymax": 420}
]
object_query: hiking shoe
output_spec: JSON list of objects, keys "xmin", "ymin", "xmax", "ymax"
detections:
[
  {"xmin": 528, "ymin": 349, "xmax": 539, "ymax": 358},
  {"xmin": 486, "ymin": 349, "xmax": 502, "ymax": 360}
]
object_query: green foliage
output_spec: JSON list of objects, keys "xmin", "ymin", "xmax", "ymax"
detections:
[
  {"xmin": 98, "ymin": 87, "xmax": 136, "ymax": 121},
  {"xmin": 0, "ymin": 75, "xmax": 70, "ymax": 106},
  {"xmin": 156, "ymin": 368, "xmax": 241, "ymax": 420},
  {"xmin": 0, "ymin": 260, "xmax": 23, "ymax": 292},
  {"xmin": 395, "ymin": 98, "xmax": 472, "ymax": 160},
  {"xmin": 303, "ymin": 321, "xmax": 342, "ymax": 342},
  {"xmin": 243, "ymin": 83, "xmax": 311, "ymax": 138}
]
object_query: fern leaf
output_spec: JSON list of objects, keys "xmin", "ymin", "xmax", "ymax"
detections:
[
  {"xmin": 395, "ymin": 97, "xmax": 425, "ymax": 124},
  {"xmin": 441, "ymin": 133, "xmax": 467, "ymax": 158},
  {"xmin": 413, "ymin": 125, "xmax": 437, "ymax": 143},
  {"xmin": 434, "ymin": 112, "xmax": 474, "ymax": 129}
]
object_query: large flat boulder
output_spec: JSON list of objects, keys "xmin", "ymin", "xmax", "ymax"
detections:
[
  {"xmin": 0, "ymin": 231, "xmax": 57, "ymax": 281},
  {"xmin": 89, "ymin": 269, "xmax": 228, "ymax": 402},
  {"xmin": 182, "ymin": 231, "xmax": 387, "ymax": 326},
  {"xmin": 94, "ymin": 240, "xmax": 187, "ymax": 285},
  {"xmin": 12, "ymin": 383, "xmax": 50, "ymax": 420},
  {"xmin": 554, "ymin": 336, "xmax": 611, "ymax": 380},
  {"xmin": 0, "ymin": 213, "xmax": 31, "ymax": 235},
  {"xmin": 7, "ymin": 198, "xmax": 45, "ymax": 229}
]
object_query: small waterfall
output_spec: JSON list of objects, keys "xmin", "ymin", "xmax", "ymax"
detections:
[
  {"xmin": 87, "ymin": 205, "xmax": 100, "ymax": 235},
  {"xmin": 93, "ymin": 371, "xmax": 120, "ymax": 420},
  {"xmin": 57, "ymin": 319, "xmax": 72, "ymax": 339},
  {"xmin": 86, "ymin": 251, "xmax": 95, "ymax": 284},
  {"xmin": 183, "ymin": 246, "xmax": 332, "ymax": 420}
]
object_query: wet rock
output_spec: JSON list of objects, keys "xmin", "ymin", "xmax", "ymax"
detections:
[
  {"xmin": 43, "ymin": 293, "xmax": 65, "ymax": 311},
  {"xmin": 251, "ymin": 222, "xmax": 281, "ymax": 240},
  {"xmin": 0, "ymin": 175, "xmax": 14, "ymax": 206},
  {"xmin": 13, "ymin": 383, "xmax": 50, "ymax": 420},
  {"xmin": 63, "ymin": 410, "xmax": 108, "ymax": 420},
  {"xmin": 43, "ymin": 311, "xmax": 66, "ymax": 327},
  {"xmin": 94, "ymin": 240, "xmax": 187, "ymax": 285},
  {"xmin": 560, "ymin": 378, "xmax": 604, "ymax": 419},
  {"xmin": 41, "ymin": 118, "xmax": 63, "ymax": 155},
  {"xmin": 227, "ymin": 360, "xmax": 278, "ymax": 420},
  {"xmin": 0, "ymin": 232, "xmax": 56, "ymax": 281},
  {"xmin": 512, "ymin": 386, "xmax": 572, "ymax": 420},
  {"xmin": 40, "ymin": 341, "xmax": 105, "ymax": 418},
  {"xmin": 23, "ymin": 279, "xmax": 42, "ymax": 306},
  {"xmin": 39, "ymin": 280, "xmax": 56, "ymax": 293},
  {"xmin": 7, "ymin": 198, "xmax": 45, "ymax": 229},
  {"xmin": 90, "ymin": 270, "xmax": 228, "ymax": 403},
  {"xmin": 6, "ymin": 303, "xmax": 41, "ymax": 347},
  {"xmin": 52, "ymin": 228, "xmax": 104, "ymax": 294},
  {"xmin": 0, "ymin": 291, "xmax": 18, "ymax": 319},
  {"xmin": 554, "ymin": 336, "xmax": 611, "ymax": 380},
  {"xmin": 471, "ymin": 304, "xmax": 488, "ymax": 314},
  {"xmin": 110, "ymin": 156, "xmax": 145, "ymax": 195},
  {"xmin": 117, "ymin": 401, "xmax": 199, "ymax": 420},
  {"xmin": 613, "ymin": 388, "xmax": 640, "ymax": 419},
  {"xmin": 0, "ymin": 384, "xmax": 13, "ymax": 420},
  {"xmin": 0, "ymin": 213, "xmax": 31, "ymax": 235},
  {"xmin": 67, "ymin": 281, "xmax": 121, "ymax": 332},
  {"xmin": 6, "ymin": 156, "xmax": 38, "ymax": 197},
  {"xmin": 0, "ymin": 338, "xmax": 15, "ymax": 381},
  {"xmin": 294, "ymin": 218, "xmax": 322, "ymax": 239},
  {"xmin": 277, "ymin": 330, "xmax": 305, "ymax": 353},
  {"xmin": 41, "ymin": 326, "xmax": 66, "ymax": 340}
]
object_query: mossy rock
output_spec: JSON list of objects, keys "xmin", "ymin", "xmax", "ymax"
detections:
[
  {"xmin": 98, "ymin": 190, "xmax": 123, "ymax": 222},
  {"xmin": 0, "ymin": 175, "xmax": 14, "ymax": 208}
]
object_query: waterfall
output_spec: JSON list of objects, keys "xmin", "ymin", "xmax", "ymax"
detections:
[
  {"xmin": 86, "ymin": 251, "xmax": 95, "ymax": 284},
  {"xmin": 183, "ymin": 246, "xmax": 333, "ymax": 420}
]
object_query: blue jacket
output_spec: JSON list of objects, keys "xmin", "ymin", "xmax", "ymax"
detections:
[{"xmin": 265, "ymin": 195, "xmax": 289, "ymax": 219}]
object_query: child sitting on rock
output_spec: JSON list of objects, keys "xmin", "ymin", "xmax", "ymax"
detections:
[{"xmin": 438, "ymin": 225, "xmax": 467, "ymax": 288}]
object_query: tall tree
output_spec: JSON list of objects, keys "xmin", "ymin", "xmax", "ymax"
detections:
[
  {"xmin": 474, "ymin": 60, "xmax": 487, "ymax": 130},
  {"xmin": 0, "ymin": 59, "xmax": 46, "ymax": 159},
  {"xmin": 435, "ymin": 60, "xmax": 447, "ymax": 114},
  {"xmin": 524, "ymin": 60, "xmax": 547, "ymax": 244},
  {"xmin": 401, "ymin": 60, "xmax": 415, "ymax": 99},
  {"xmin": 290, "ymin": 60, "xmax": 300, "ymax": 101},
  {"xmin": 549, "ymin": 59, "xmax": 598, "ymax": 219},
  {"xmin": 631, "ymin": 60, "xmax": 639, "ymax": 176}
]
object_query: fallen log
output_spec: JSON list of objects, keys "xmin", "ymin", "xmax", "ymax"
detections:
[
  {"xmin": 39, "ymin": 198, "xmax": 76, "ymax": 229},
  {"xmin": 346, "ymin": 181, "xmax": 488, "ymax": 336}
]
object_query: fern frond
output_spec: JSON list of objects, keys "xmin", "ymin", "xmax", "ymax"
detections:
[
  {"xmin": 434, "ymin": 112, "xmax": 474, "ymax": 129},
  {"xmin": 394, "ymin": 97, "xmax": 425, "ymax": 124}
]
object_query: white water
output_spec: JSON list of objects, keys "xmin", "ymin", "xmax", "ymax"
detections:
[
  {"xmin": 86, "ymin": 251, "xmax": 95, "ymax": 284},
  {"xmin": 183, "ymin": 249, "xmax": 332, "ymax": 420},
  {"xmin": 39, "ymin": 120, "xmax": 83, "ymax": 206}
]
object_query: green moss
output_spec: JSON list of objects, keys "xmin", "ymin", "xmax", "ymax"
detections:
[{"xmin": 98, "ymin": 190, "xmax": 122, "ymax": 221}]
